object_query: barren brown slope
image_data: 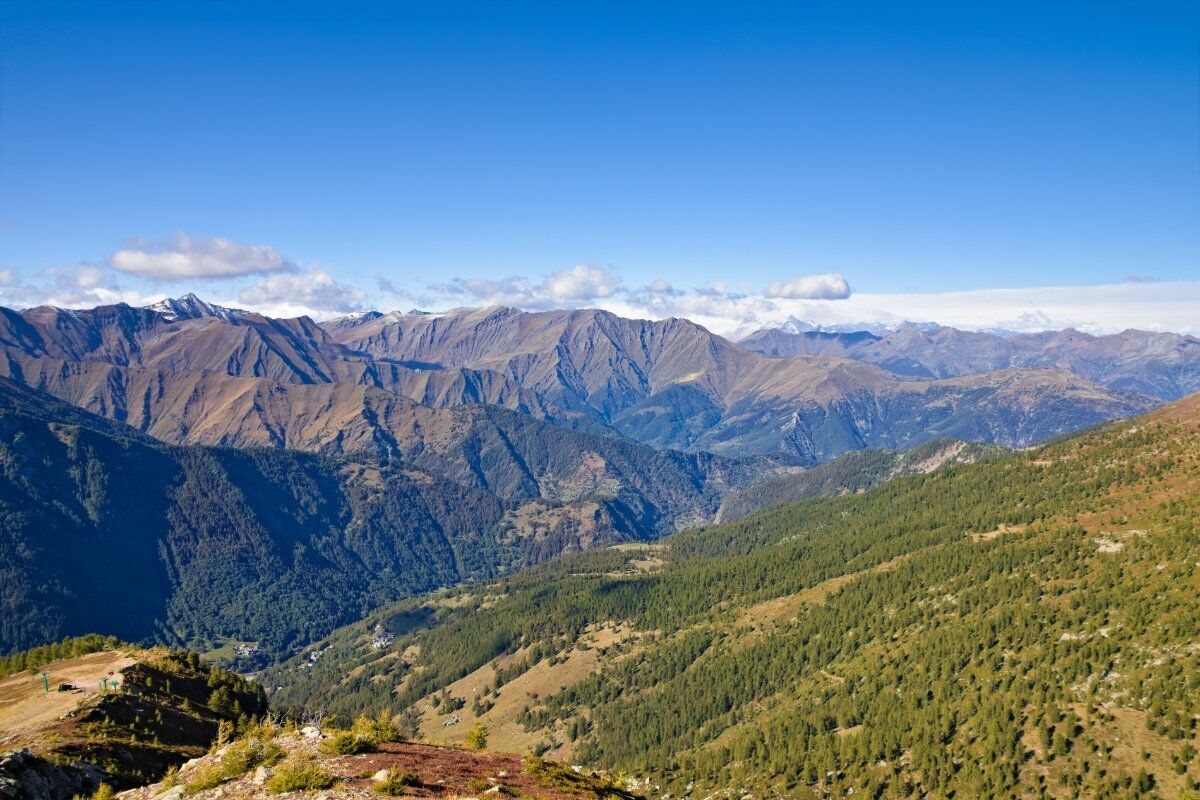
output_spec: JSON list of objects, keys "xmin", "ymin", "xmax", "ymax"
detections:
[
  {"xmin": 0, "ymin": 359, "xmax": 736, "ymax": 521},
  {"xmin": 327, "ymin": 305, "xmax": 1157, "ymax": 459},
  {"xmin": 0, "ymin": 300, "xmax": 1159, "ymax": 463}
]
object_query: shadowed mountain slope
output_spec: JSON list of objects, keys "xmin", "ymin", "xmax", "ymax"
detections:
[{"xmin": 0, "ymin": 378, "xmax": 733, "ymax": 657}]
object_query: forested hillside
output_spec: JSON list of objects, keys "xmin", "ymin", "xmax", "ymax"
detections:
[
  {"xmin": 714, "ymin": 437, "xmax": 1005, "ymax": 522},
  {"xmin": 0, "ymin": 378, "xmax": 733, "ymax": 658},
  {"xmin": 266, "ymin": 393, "xmax": 1200, "ymax": 799}
]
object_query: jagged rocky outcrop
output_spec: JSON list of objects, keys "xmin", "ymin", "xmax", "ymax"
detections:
[{"xmin": 0, "ymin": 750, "xmax": 104, "ymax": 800}]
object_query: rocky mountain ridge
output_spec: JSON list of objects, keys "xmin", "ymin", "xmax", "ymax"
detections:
[
  {"xmin": 319, "ymin": 303, "xmax": 1156, "ymax": 459},
  {"xmin": 0, "ymin": 299, "xmax": 1156, "ymax": 463},
  {"xmin": 740, "ymin": 322, "xmax": 1200, "ymax": 399}
]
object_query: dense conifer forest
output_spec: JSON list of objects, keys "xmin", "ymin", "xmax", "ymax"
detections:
[{"xmin": 265, "ymin": 394, "xmax": 1200, "ymax": 799}]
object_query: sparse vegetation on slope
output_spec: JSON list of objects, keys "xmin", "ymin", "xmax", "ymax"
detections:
[
  {"xmin": 0, "ymin": 644, "xmax": 266, "ymax": 793},
  {"xmin": 116, "ymin": 720, "xmax": 642, "ymax": 800}
]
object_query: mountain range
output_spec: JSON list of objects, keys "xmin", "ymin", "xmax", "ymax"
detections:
[
  {"xmin": 1, "ymin": 295, "xmax": 1197, "ymax": 798},
  {"xmin": 0, "ymin": 297, "xmax": 1158, "ymax": 464},
  {"xmin": 0, "ymin": 294, "xmax": 1180, "ymax": 661},
  {"xmin": 0, "ymin": 374, "xmax": 750, "ymax": 656},
  {"xmin": 739, "ymin": 321, "xmax": 1200, "ymax": 400}
]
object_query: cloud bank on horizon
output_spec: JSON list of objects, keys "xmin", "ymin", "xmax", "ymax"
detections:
[{"xmin": 1, "ymin": 233, "xmax": 1197, "ymax": 338}]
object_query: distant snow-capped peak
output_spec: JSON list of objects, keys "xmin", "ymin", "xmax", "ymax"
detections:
[
  {"xmin": 774, "ymin": 316, "xmax": 938, "ymax": 336},
  {"xmin": 145, "ymin": 293, "xmax": 249, "ymax": 323}
]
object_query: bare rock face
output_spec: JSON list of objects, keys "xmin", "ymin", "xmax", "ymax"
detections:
[{"xmin": 0, "ymin": 749, "xmax": 103, "ymax": 800}]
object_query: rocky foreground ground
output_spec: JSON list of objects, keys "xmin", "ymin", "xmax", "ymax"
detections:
[{"xmin": 116, "ymin": 728, "xmax": 642, "ymax": 800}]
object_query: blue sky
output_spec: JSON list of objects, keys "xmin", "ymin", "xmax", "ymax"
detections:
[{"xmin": 0, "ymin": 0, "xmax": 1197, "ymax": 334}]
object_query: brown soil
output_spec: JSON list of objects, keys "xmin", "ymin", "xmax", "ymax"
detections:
[{"xmin": 0, "ymin": 651, "xmax": 135, "ymax": 747}]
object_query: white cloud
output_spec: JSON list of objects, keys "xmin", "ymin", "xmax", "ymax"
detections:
[
  {"xmin": 377, "ymin": 277, "xmax": 411, "ymax": 298},
  {"xmin": 110, "ymin": 233, "xmax": 297, "ymax": 280},
  {"xmin": 0, "ymin": 265, "xmax": 164, "ymax": 310},
  {"xmin": 0, "ymin": 268, "xmax": 19, "ymax": 287},
  {"xmin": 809, "ymin": 281, "xmax": 1200, "ymax": 337},
  {"xmin": 763, "ymin": 273, "xmax": 851, "ymax": 300},
  {"xmin": 439, "ymin": 264, "xmax": 622, "ymax": 309},
  {"xmin": 425, "ymin": 265, "xmax": 1198, "ymax": 338},
  {"xmin": 237, "ymin": 270, "xmax": 366, "ymax": 319},
  {"xmin": 543, "ymin": 264, "xmax": 621, "ymax": 301}
]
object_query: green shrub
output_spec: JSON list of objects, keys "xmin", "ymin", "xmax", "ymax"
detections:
[
  {"xmin": 71, "ymin": 784, "xmax": 115, "ymax": 800},
  {"xmin": 521, "ymin": 757, "xmax": 626, "ymax": 798},
  {"xmin": 375, "ymin": 770, "xmax": 419, "ymax": 795},
  {"xmin": 224, "ymin": 736, "xmax": 285, "ymax": 773},
  {"xmin": 157, "ymin": 766, "xmax": 180, "ymax": 791},
  {"xmin": 464, "ymin": 723, "xmax": 488, "ymax": 750},
  {"xmin": 319, "ymin": 730, "xmax": 376, "ymax": 755},
  {"xmin": 352, "ymin": 711, "xmax": 400, "ymax": 745},
  {"xmin": 320, "ymin": 712, "xmax": 400, "ymax": 755},
  {"xmin": 182, "ymin": 763, "xmax": 229, "ymax": 795},
  {"xmin": 184, "ymin": 735, "xmax": 285, "ymax": 794},
  {"xmin": 265, "ymin": 755, "xmax": 337, "ymax": 794}
]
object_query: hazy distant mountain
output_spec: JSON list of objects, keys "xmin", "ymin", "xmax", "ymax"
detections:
[
  {"xmin": 739, "ymin": 323, "xmax": 1200, "ymax": 400},
  {"xmin": 772, "ymin": 316, "xmax": 946, "ymax": 336},
  {"xmin": 0, "ymin": 300, "xmax": 1156, "ymax": 464}
]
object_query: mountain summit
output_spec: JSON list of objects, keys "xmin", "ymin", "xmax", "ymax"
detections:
[{"xmin": 145, "ymin": 293, "xmax": 249, "ymax": 323}]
